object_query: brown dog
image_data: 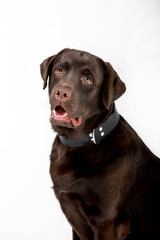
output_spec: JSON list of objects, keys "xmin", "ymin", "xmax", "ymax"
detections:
[{"xmin": 40, "ymin": 48, "xmax": 160, "ymax": 240}]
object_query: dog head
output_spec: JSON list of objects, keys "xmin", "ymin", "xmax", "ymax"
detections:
[{"xmin": 40, "ymin": 48, "xmax": 126, "ymax": 137}]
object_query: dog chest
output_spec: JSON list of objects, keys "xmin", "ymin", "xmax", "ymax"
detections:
[{"xmin": 50, "ymin": 143, "xmax": 134, "ymax": 225}]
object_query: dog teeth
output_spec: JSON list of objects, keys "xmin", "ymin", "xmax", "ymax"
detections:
[{"xmin": 53, "ymin": 110, "xmax": 67, "ymax": 118}]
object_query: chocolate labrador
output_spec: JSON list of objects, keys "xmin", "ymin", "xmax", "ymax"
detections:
[{"xmin": 40, "ymin": 48, "xmax": 160, "ymax": 240}]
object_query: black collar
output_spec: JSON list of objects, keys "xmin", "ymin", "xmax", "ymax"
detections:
[{"xmin": 59, "ymin": 107, "xmax": 120, "ymax": 148}]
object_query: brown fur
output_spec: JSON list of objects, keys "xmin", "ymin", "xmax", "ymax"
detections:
[{"xmin": 40, "ymin": 48, "xmax": 160, "ymax": 240}]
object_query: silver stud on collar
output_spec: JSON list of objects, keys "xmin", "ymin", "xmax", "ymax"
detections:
[
  {"xmin": 101, "ymin": 132, "xmax": 104, "ymax": 136},
  {"xmin": 99, "ymin": 127, "xmax": 103, "ymax": 131}
]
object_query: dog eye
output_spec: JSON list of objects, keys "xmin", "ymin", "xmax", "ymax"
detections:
[
  {"xmin": 55, "ymin": 67, "xmax": 65, "ymax": 75},
  {"xmin": 81, "ymin": 76, "xmax": 93, "ymax": 84}
]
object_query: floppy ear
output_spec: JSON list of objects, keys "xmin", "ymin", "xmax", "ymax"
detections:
[
  {"xmin": 40, "ymin": 55, "xmax": 56, "ymax": 90},
  {"xmin": 40, "ymin": 48, "xmax": 70, "ymax": 89},
  {"xmin": 103, "ymin": 62, "xmax": 126, "ymax": 109}
]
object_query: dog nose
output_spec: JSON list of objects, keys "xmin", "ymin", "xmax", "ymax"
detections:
[{"xmin": 55, "ymin": 87, "xmax": 71, "ymax": 102}]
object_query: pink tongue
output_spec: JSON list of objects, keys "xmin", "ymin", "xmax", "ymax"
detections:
[{"xmin": 55, "ymin": 106, "xmax": 66, "ymax": 116}]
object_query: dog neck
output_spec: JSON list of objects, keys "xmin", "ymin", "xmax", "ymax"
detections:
[{"xmin": 59, "ymin": 106, "xmax": 120, "ymax": 147}]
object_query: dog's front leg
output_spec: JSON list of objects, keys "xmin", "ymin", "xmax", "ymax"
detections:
[
  {"xmin": 72, "ymin": 230, "xmax": 81, "ymax": 240},
  {"xmin": 59, "ymin": 192, "xmax": 94, "ymax": 240},
  {"xmin": 94, "ymin": 220, "xmax": 131, "ymax": 240}
]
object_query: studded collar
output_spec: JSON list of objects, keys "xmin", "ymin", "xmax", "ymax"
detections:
[{"xmin": 59, "ymin": 107, "xmax": 120, "ymax": 148}]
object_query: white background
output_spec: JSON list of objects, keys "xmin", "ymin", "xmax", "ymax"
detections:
[{"xmin": 0, "ymin": 0, "xmax": 160, "ymax": 239}]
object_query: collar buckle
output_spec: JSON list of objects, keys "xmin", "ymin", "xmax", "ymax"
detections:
[{"xmin": 89, "ymin": 129, "xmax": 97, "ymax": 144}]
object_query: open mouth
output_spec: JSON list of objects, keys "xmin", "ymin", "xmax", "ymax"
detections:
[{"xmin": 52, "ymin": 106, "xmax": 82, "ymax": 127}]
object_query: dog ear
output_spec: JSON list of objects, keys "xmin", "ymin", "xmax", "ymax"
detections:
[
  {"xmin": 40, "ymin": 55, "xmax": 56, "ymax": 90},
  {"xmin": 103, "ymin": 62, "xmax": 126, "ymax": 109},
  {"xmin": 40, "ymin": 48, "xmax": 70, "ymax": 90}
]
